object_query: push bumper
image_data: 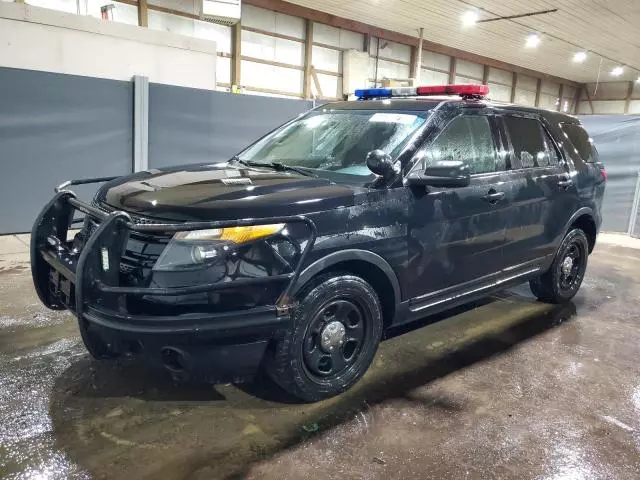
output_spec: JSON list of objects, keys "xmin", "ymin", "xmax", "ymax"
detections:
[{"xmin": 31, "ymin": 180, "xmax": 317, "ymax": 380}]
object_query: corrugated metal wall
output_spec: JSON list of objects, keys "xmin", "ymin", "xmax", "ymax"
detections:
[
  {"xmin": 0, "ymin": 67, "xmax": 133, "ymax": 233},
  {"xmin": 148, "ymin": 84, "xmax": 315, "ymax": 168},
  {"xmin": 579, "ymin": 115, "xmax": 640, "ymax": 233},
  {"xmin": 0, "ymin": 68, "xmax": 315, "ymax": 233}
]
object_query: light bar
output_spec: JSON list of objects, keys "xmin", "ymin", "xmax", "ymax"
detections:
[
  {"xmin": 416, "ymin": 84, "xmax": 489, "ymax": 96},
  {"xmin": 354, "ymin": 84, "xmax": 489, "ymax": 99}
]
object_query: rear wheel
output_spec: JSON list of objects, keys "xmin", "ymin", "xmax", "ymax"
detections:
[
  {"xmin": 530, "ymin": 228, "xmax": 589, "ymax": 304},
  {"xmin": 266, "ymin": 274, "xmax": 383, "ymax": 402}
]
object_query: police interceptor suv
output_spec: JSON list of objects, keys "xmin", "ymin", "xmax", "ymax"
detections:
[{"xmin": 31, "ymin": 84, "xmax": 606, "ymax": 402}]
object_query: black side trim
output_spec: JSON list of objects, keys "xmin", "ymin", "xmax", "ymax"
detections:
[{"xmin": 292, "ymin": 249, "xmax": 402, "ymax": 303}]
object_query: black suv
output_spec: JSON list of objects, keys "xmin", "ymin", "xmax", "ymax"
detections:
[{"xmin": 31, "ymin": 85, "xmax": 606, "ymax": 402}]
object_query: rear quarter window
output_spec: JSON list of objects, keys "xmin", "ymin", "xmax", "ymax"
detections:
[{"xmin": 559, "ymin": 123, "xmax": 599, "ymax": 165}]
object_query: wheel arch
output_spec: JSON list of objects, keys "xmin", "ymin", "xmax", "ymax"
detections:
[
  {"xmin": 565, "ymin": 207, "xmax": 597, "ymax": 253},
  {"xmin": 291, "ymin": 250, "xmax": 401, "ymax": 328}
]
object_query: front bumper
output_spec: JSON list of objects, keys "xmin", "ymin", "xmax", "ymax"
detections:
[{"xmin": 31, "ymin": 181, "xmax": 317, "ymax": 380}]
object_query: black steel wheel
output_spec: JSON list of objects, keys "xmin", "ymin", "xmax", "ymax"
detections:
[
  {"xmin": 530, "ymin": 228, "xmax": 589, "ymax": 304},
  {"xmin": 266, "ymin": 273, "xmax": 383, "ymax": 402},
  {"xmin": 302, "ymin": 299, "xmax": 366, "ymax": 379}
]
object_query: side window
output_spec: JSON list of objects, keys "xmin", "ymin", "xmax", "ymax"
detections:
[
  {"xmin": 560, "ymin": 123, "xmax": 598, "ymax": 164},
  {"xmin": 503, "ymin": 115, "xmax": 547, "ymax": 169},
  {"xmin": 540, "ymin": 127, "xmax": 562, "ymax": 167},
  {"xmin": 416, "ymin": 115, "xmax": 498, "ymax": 175}
]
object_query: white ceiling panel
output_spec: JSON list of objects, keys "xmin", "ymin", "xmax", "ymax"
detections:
[{"xmin": 287, "ymin": 0, "xmax": 640, "ymax": 82}]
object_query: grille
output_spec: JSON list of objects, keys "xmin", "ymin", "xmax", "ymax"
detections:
[
  {"xmin": 81, "ymin": 203, "xmax": 172, "ymax": 281},
  {"xmin": 91, "ymin": 201, "xmax": 166, "ymax": 225}
]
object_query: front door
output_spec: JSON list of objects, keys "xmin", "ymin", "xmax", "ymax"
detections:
[{"xmin": 402, "ymin": 111, "xmax": 511, "ymax": 303}]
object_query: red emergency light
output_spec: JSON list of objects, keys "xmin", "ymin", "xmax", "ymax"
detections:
[{"xmin": 416, "ymin": 84, "xmax": 490, "ymax": 96}]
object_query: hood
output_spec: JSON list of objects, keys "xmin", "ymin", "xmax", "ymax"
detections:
[{"xmin": 96, "ymin": 162, "xmax": 370, "ymax": 221}]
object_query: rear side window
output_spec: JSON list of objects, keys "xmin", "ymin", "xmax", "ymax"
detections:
[
  {"xmin": 417, "ymin": 115, "xmax": 498, "ymax": 174},
  {"xmin": 560, "ymin": 123, "xmax": 597, "ymax": 163},
  {"xmin": 503, "ymin": 115, "xmax": 558, "ymax": 169}
]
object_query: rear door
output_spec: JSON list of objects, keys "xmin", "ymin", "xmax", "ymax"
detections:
[{"xmin": 499, "ymin": 113, "xmax": 579, "ymax": 270}]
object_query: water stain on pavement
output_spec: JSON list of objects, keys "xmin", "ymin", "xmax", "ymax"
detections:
[{"xmin": 1, "ymin": 244, "xmax": 639, "ymax": 479}]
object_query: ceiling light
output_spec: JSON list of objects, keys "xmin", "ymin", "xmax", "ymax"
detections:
[
  {"xmin": 525, "ymin": 34, "xmax": 540, "ymax": 48},
  {"xmin": 461, "ymin": 10, "xmax": 478, "ymax": 27},
  {"xmin": 573, "ymin": 51, "xmax": 587, "ymax": 63},
  {"xmin": 636, "ymin": 76, "xmax": 640, "ymax": 83},
  {"xmin": 610, "ymin": 66, "xmax": 624, "ymax": 76}
]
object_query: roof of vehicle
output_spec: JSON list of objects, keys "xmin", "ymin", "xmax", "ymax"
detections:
[{"xmin": 326, "ymin": 97, "xmax": 580, "ymax": 124}]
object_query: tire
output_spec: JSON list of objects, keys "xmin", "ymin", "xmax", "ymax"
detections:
[
  {"xmin": 266, "ymin": 273, "xmax": 383, "ymax": 402},
  {"xmin": 530, "ymin": 228, "xmax": 589, "ymax": 304}
]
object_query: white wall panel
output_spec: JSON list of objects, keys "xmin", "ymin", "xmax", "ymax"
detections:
[
  {"xmin": 216, "ymin": 55, "xmax": 231, "ymax": 84},
  {"xmin": 371, "ymin": 58, "xmax": 410, "ymax": 81},
  {"xmin": 539, "ymin": 93, "xmax": 559, "ymax": 110},
  {"xmin": 339, "ymin": 29, "xmax": 364, "ymax": 50},
  {"xmin": 514, "ymin": 89, "xmax": 536, "ymax": 106},
  {"xmin": 312, "ymin": 45, "xmax": 340, "ymax": 72},
  {"xmin": 242, "ymin": 30, "xmax": 303, "ymax": 66},
  {"xmin": 420, "ymin": 69, "xmax": 449, "ymax": 85},
  {"xmin": 378, "ymin": 39, "xmax": 411, "ymax": 63},
  {"xmin": 628, "ymin": 100, "xmax": 640, "ymax": 114},
  {"xmin": 591, "ymin": 100, "xmax": 626, "ymax": 114},
  {"xmin": 313, "ymin": 22, "xmax": 340, "ymax": 46},
  {"xmin": 313, "ymin": 22, "xmax": 363, "ymax": 50},
  {"xmin": 455, "ymin": 75, "xmax": 481, "ymax": 85},
  {"xmin": 241, "ymin": 60, "xmax": 302, "ymax": 94},
  {"xmin": 313, "ymin": 73, "xmax": 341, "ymax": 99},
  {"xmin": 516, "ymin": 74, "xmax": 537, "ymax": 92},
  {"xmin": 0, "ymin": 3, "xmax": 217, "ymax": 89},
  {"xmin": 26, "ymin": 0, "xmax": 76, "ymax": 14},
  {"xmin": 585, "ymin": 82, "xmax": 629, "ymax": 100},
  {"xmin": 242, "ymin": 4, "xmax": 304, "ymax": 39},
  {"xmin": 488, "ymin": 83, "xmax": 511, "ymax": 102},
  {"xmin": 148, "ymin": 10, "xmax": 230, "ymax": 50},
  {"xmin": 488, "ymin": 67, "xmax": 512, "ymax": 85},
  {"xmin": 86, "ymin": 0, "xmax": 138, "ymax": 25},
  {"xmin": 541, "ymin": 79, "xmax": 560, "ymax": 96},
  {"xmin": 274, "ymin": 11, "xmax": 305, "ymax": 39},
  {"xmin": 151, "ymin": 0, "xmax": 198, "ymax": 15},
  {"xmin": 195, "ymin": 22, "xmax": 230, "ymax": 53},
  {"xmin": 456, "ymin": 59, "xmax": 483, "ymax": 80},
  {"xmin": 421, "ymin": 51, "xmax": 450, "ymax": 72}
]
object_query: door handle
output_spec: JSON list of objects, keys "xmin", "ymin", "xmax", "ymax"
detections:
[
  {"xmin": 482, "ymin": 189, "xmax": 505, "ymax": 205},
  {"xmin": 558, "ymin": 175, "xmax": 573, "ymax": 189}
]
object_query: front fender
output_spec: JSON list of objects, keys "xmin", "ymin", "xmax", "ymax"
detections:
[{"xmin": 291, "ymin": 249, "xmax": 401, "ymax": 304}]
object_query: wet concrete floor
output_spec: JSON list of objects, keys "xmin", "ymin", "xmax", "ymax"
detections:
[{"xmin": 1, "ymin": 242, "xmax": 639, "ymax": 479}]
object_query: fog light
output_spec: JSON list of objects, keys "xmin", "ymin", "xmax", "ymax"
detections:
[{"xmin": 101, "ymin": 247, "xmax": 110, "ymax": 271}]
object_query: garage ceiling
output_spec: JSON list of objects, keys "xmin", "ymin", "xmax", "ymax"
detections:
[{"xmin": 287, "ymin": 0, "xmax": 640, "ymax": 83}]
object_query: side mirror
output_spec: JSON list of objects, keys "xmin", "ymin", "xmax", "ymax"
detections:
[
  {"xmin": 405, "ymin": 160, "xmax": 470, "ymax": 188},
  {"xmin": 366, "ymin": 149, "xmax": 396, "ymax": 179}
]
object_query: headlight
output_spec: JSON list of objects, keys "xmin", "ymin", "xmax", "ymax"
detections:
[{"xmin": 153, "ymin": 223, "xmax": 285, "ymax": 271}]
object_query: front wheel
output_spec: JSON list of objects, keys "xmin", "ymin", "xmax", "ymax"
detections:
[
  {"xmin": 265, "ymin": 274, "xmax": 383, "ymax": 402},
  {"xmin": 530, "ymin": 228, "xmax": 589, "ymax": 304}
]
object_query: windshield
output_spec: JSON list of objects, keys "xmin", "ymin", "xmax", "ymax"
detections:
[{"xmin": 238, "ymin": 109, "xmax": 430, "ymax": 176}]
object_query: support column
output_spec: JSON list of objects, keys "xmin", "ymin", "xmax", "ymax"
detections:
[
  {"xmin": 303, "ymin": 19, "xmax": 313, "ymax": 99},
  {"xmin": 133, "ymin": 75, "xmax": 149, "ymax": 173},
  {"xmin": 138, "ymin": 0, "xmax": 148, "ymax": 27}
]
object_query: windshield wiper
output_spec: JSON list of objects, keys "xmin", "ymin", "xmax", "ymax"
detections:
[{"xmin": 230, "ymin": 157, "xmax": 318, "ymax": 178}]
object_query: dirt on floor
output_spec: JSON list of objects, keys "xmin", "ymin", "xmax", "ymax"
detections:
[{"xmin": 0, "ymin": 243, "xmax": 639, "ymax": 480}]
